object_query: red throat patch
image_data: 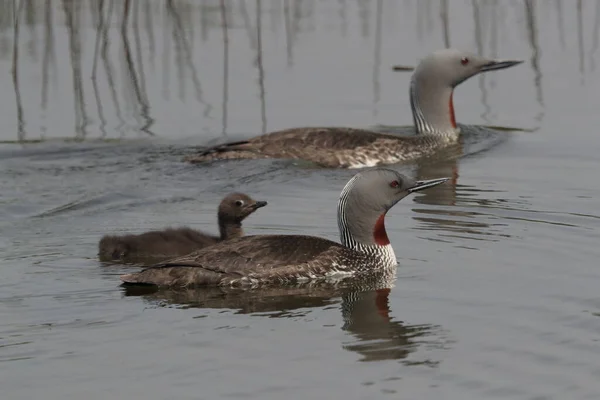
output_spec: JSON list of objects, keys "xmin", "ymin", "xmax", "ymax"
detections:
[
  {"xmin": 373, "ymin": 214, "xmax": 390, "ymax": 246},
  {"xmin": 449, "ymin": 91, "xmax": 457, "ymax": 128}
]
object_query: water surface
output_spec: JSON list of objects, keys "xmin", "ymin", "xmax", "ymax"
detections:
[{"xmin": 2, "ymin": 1, "xmax": 600, "ymax": 399}]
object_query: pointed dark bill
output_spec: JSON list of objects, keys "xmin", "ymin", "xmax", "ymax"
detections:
[
  {"xmin": 252, "ymin": 201, "xmax": 268, "ymax": 209},
  {"xmin": 480, "ymin": 59, "xmax": 524, "ymax": 72},
  {"xmin": 408, "ymin": 177, "xmax": 450, "ymax": 193}
]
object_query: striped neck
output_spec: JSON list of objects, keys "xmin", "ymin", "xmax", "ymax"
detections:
[
  {"xmin": 410, "ymin": 79, "xmax": 461, "ymax": 139},
  {"xmin": 337, "ymin": 175, "xmax": 397, "ymax": 266}
]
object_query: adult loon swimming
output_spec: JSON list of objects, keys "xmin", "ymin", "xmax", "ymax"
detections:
[
  {"xmin": 120, "ymin": 169, "xmax": 448, "ymax": 287},
  {"xmin": 185, "ymin": 49, "xmax": 522, "ymax": 168},
  {"xmin": 99, "ymin": 193, "xmax": 267, "ymax": 264}
]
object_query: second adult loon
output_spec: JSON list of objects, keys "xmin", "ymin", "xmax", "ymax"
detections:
[{"xmin": 185, "ymin": 49, "xmax": 522, "ymax": 168}]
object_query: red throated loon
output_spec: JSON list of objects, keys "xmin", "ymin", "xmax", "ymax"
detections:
[
  {"xmin": 120, "ymin": 169, "xmax": 448, "ymax": 287},
  {"xmin": 99, "ymin": 193, "xmax": 267, "ymax": 264},
  {"xmin": 185, "ymin": 49, "xmax": 522, "ymax": 168}
]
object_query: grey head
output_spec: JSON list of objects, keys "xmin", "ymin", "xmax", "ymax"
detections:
[
  {"xmin": 410, "ymin": 49, "xmax": 523, "ymax": 135},
  {"xmin": 414, "ymin": 49, "xmax": 523, "ymax": 88},
  {"xmin": 337, "ymin": 168, "xmax": 448, "ymax": 248}
]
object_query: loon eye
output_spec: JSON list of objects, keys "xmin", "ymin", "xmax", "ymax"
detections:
[
  {"xmin": 235, "ymin": 200, "xmax": 245, "ymax": 207},
  {"xmin": 461, "ymin": 57, "xmax": 469, "ymax": 65},
  {"xmin": 389, "ymin": 180, "xmax": 400, "ymax": 188}
]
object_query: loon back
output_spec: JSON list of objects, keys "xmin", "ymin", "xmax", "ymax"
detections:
[
  {"xmin": 120, "ymin": 234, "xmax": 379, "ymax": 288},
  {"xmin": 185, "ymin": 127, "xmax": 453, "ymax": 168}
]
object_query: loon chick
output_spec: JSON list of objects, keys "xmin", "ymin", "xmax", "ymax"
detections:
[
  {"xmin": 185, "ymin": 49, "xmax": 522, "ymax": 168},
  {"xmin": 120, "ymin": 169, "xmax": 448, "ymax": 287},
  {"xmin": 99, "ymin": 193, "xmax": 267, "ymax": 264}
]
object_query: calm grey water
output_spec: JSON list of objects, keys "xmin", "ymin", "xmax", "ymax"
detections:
[{"xmin": 2, "ymin": 1, "xmax": 600, "ymax": 399}]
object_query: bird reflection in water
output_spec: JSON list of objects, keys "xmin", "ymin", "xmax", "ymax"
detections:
[
  {"xmin": 339, "ymin": 287, "xmax": 443, "ymax": 364},
  {"xmin": 409, "ymin": 137, "xmax": 517, "ymax": 245},
  {"xmin": 123, "ymin": 269, "xmax": 446, "ymax": 364}
]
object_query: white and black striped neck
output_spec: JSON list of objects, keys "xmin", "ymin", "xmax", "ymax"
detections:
[
  {"xmin": 337, "ymin": 175, "xmax": 397, "ymax": 267},
  {"xmin": 410, "ymin": 79, "xmax": 461, "ymax": 140},
  {"xmin": 338, "ymin": 222, "xmax": 397, "ymax": 267}
]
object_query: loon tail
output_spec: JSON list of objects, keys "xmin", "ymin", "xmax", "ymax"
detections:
[
  {"xmin": 196, "ymin": 140, "xmax": 250, "ymax": 156},
  {"xmin": 185, "ymin": 139, "xmax": 265, "ymax": 163}
]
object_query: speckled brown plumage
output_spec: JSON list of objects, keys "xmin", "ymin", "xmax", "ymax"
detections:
[
  {"xmin": 184, "ymin": 127, "xmax": 453, "ymax": 168},
  {"xmin": 120, "ymin": 235, "xmax": 376, "ymax": 287}
]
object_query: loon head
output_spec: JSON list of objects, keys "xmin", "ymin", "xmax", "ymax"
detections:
[
  {"xmin": 414, "ymin": 49, "xmax": 523, "ymax": 88},
  {"xmin": 337, "ymin": 168, "xmax": 449, "ymax": 248},
  {"xmin": 218, "ymin": 192, "xmax": 268, "ymax": 223},
  {"xmin": 217, "ymin": 193, "xmax": 267, "ymax": 240},
  {"xmin": 409, "ymin": 49, "xmax": 523, "ymax": 135}
]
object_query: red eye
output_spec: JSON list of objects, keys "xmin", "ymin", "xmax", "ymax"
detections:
[
  {"xmin": 461, "ymin": 57, "xmax": 469, "ymax": 65},
  {"xmin": 389, "ymin": 180, "xmax": 399, "ymax": 188}
]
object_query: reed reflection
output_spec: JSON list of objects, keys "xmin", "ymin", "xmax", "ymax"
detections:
[
  {"xmin": 372, "ymin": 0, "xmax": 382, "ymax": 118},
  {"xmin": 577, "ymin": 0, "xmax": 585, "ymax": 82},
  {"xmin": 12, "ymin": 0, "xmax": 25, "ymax": 140},
  {"xmin": 2, "ymin": 0, "xmax": 593, "ymax": 141},
  {"xmin": 91, "ymin": 0, "xmax": 107, "ymax": 137},
  {"xmin": 220, "ymin": 0, "xmax": 229, "ymax": 136},
  {"xmin": 166, "ymin": 0, "xmax": 208, "ymax": 115},
  {"xmin": 64, "ymin": 0, "xmax": 89, "ymax": 138},
  {"xmin": 41, "ymin": 0, "xmax": 56, "ymax": 138},
  {"xmin": 256, "ymin": 0, "xmax": 267, "ymax": 135},
  {"xmin": 591, "ymin": 1, "xmax": 600, "ymax": 72},
  {"xmin": 524, "ymin": 0, "xmax": 544, "ymax": 123},
  {"xmin": 440, "ymin": 0, "xmax": 450, "ymax": 48},
  {"xmin": 472, "ymin": 0, "xmax": 491, "ymax": 124}
]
